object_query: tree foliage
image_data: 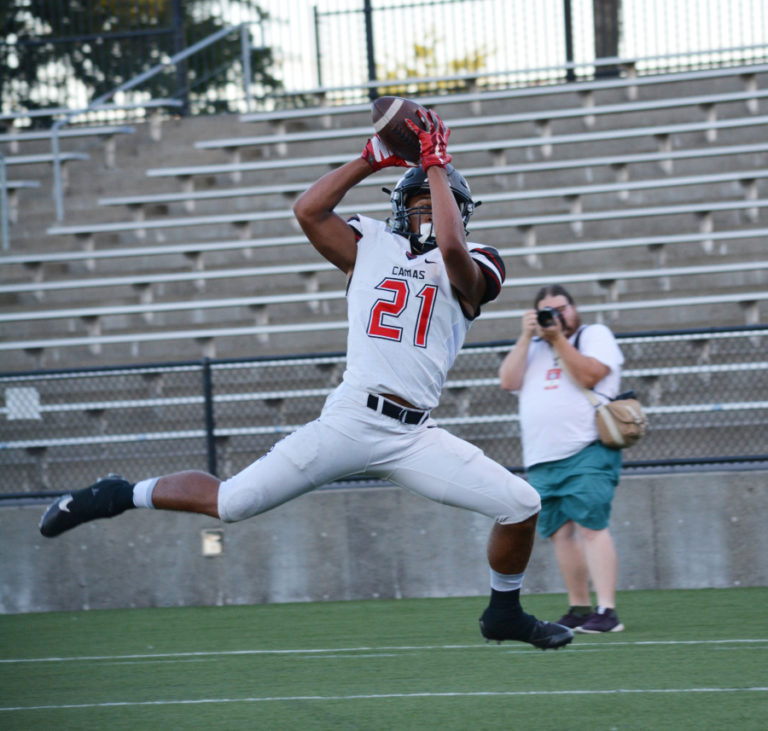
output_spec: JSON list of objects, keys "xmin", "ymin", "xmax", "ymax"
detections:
[{"xmin": 1, "ymin": 0, "xmax": 280, "ymax": 119}]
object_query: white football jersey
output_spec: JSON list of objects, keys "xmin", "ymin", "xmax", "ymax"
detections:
[{"xmin": 341, "ymin": 215, "xmax": 505, "ymax": 410}]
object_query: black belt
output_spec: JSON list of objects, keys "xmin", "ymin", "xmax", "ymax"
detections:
[{"xmin": 366, "ymin": 393, "xmax": 429, "ymax": 425}]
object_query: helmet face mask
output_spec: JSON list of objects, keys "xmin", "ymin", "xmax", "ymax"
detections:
[{"xmin": 387, "ymin": 164, "xmax": 475, "ymax": 254}]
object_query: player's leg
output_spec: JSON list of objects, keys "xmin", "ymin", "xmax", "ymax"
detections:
[
  {"xmin": 39, "ymin": 472, "xmax": 141, "ymax": 537},
  {"xmin": 480, "ymin": 515, "xmax": 573, "ymax": 650},
  {"xmin": 150, "ymin": 470, "xmax": 220, "ymax": 515},
  {"xmin": 40, "ymin": 413, "xmax": 367, "ymax": 537},
  {"xmin": 383, "ymin": 424, "xmax": 573, "ymax": 650},
  {"xmin": 486, "ymin": 514, "xmax": 536, "ymax": 574}
]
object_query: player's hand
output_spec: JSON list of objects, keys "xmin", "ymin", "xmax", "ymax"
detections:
[
  {"xmin": 405, "ymin": 109, "xmax": 452, "ymax": 170},
  {"xmin": 361, "ymin": 135, "xmax": 415, "ymax": 172}
]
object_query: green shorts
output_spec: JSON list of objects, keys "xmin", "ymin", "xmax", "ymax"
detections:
[{"xmin": 526, "ymin": 441, "xmax": 622, "ymax": 538}]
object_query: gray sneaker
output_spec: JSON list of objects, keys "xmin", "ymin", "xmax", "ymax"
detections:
[{"xmin": 575, "ymin": 607, "xmax": 625, "ymax": 633}]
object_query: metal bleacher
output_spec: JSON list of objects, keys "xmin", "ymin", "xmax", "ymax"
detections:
[
  {"xmin": 2, "ymin": 61, "xmax": 768, "ymax": 371},
  {"xmin": 1, "ymin": 262, "xmax": 765, "ymax": 359}
]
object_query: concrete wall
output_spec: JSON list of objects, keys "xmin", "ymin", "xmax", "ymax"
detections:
[{"xmin": 1, "ymin": 470, "xmax": 767, "ymax": 614}]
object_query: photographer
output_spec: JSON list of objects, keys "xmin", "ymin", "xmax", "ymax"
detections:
[{"xmin": 499, "ymin": 285, "xmax": 626, "ymax": 633}]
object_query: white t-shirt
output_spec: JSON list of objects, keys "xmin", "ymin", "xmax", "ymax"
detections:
[
  {"xmin": 342, "ymin": 215, "xmax": 505, "ymax": 410},
  {"xmin": 517, "ymin": 324, "xmax": 624, "ymax": 468}
]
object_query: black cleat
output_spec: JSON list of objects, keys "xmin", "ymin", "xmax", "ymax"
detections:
[
  {"xmin": 39, "ymin": 474, "xmax": 135, "ymax": 538},
  {"xmin": 479, "ymin": 605, "xmax": 574, "ymax": 650},
  {"xmin": 524, "ymin": 619, "xmax": 575, "ymax": 650}
]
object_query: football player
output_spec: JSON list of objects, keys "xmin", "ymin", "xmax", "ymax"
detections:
[{"xmin": 39, "ymin": 108, "xmax": 573, "ymax": 651}]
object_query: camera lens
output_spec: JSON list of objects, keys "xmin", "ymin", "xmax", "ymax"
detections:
[{"xmin": 537, "ymin": 308, "xmax": 555, "ymax": 327}]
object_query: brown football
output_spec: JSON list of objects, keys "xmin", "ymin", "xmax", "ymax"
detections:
[{"xmin": 371, "ymin": 96, "xmax": 426, "ymax": 164}]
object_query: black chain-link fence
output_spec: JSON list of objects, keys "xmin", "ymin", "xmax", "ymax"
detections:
[{"xmin": 1, "ymin": 326, "xmax": 767, "ymax": 497}]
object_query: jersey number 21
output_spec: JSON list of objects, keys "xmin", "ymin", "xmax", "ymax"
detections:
[{"xmin": 367, "ymin": 278, "xmax": 437, "ymax": 348}]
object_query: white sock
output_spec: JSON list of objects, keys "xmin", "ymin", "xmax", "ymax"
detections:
[
  {"xmin": 490, "ymin": 569, "xmax": 525, "ymax": 592},
  {"xmin": 133, "ymin": 478, "xmax": 159, "ymax": 509}
]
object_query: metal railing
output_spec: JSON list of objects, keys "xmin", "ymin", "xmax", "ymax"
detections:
[
  {"xmin": 5, "ymin": 0, "xmax": 768, "ymax": 116},
  {"xmin": 299, "ymin": 0, "xmax": 768, "ymax": 107},
  {"xmin": 1, "ymin": 326, "xmax": 766, "ymax": 497},
  {"xmin": 49, "ymin": 22, "xmax": 255, "ymax": 221}
]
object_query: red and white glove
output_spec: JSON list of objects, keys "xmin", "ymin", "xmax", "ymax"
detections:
[
  {"xmin": 405, "ymin": 109, "xmax": 452, "ymax": 170},
  {"xmin": 361, "ymin": 135, "xmax": 414, "ymax": 172}
]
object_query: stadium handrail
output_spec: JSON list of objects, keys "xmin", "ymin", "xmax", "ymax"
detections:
[
  {"xmin": 0, "ymin": 125, "xmax": 135, "ymax": 145},
  {"xmin": 0, "ymin": 99, "xmax": 183, "ymax": 125},
  {"xmin": 5, "ymin": 152, "xmax": 90, "ymax": 167},
  {"xmin": 2, "ymin": 179, "xmax": 41, "ymax": 226},
  {"xmin": 47, "ymin": 22, "xmax": 250, "ymax": 220},
  {"xmin": 0, "ymin": 125, "xmax": 135, "ymax": 168},
  {"xmin": 4, "ymin": 179, "xmax": 41, "ymax": 189}
]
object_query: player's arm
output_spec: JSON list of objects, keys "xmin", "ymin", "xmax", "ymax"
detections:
[
  {"xmin": 407, "ymin": 110, "xmax": 487, "ymax": 312},
  {"xmin": 294, "ymin": 137, "xmax": 413, "ymax": 274},
  {"xmin": 293, "ymin": 159, "xmax": 370, "ymax": 275},
  {"xmin": 428, "ymin": 165, "xmax": 487, "ymax": 312}
]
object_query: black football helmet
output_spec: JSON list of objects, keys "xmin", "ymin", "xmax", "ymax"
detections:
[{"xmin": 387, "ymin": 164, "xmax": 476, "ymax": 253}]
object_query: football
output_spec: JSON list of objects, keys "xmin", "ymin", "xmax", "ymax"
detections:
[{"xmin": 371, "ymin": 96, "xmax": 426, "ymax": 164}]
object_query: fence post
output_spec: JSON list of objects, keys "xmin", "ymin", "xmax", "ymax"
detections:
[
  {"xmin": 363, "ymin": 0, "xmax": 378, "ymax": 100},
  {"xmin": 201, "ymin": 357, "xmax": 218, "ymax": 476},
  {"xmin": 563, "ymin": 0, "xmax": 576, "ymax": 82},
  {"xmin": 171, "ymin": 0, "xmax": 189, "ymax": 115},
  {"xmin": 593, "ymin": 0, "xmax": 621, "ymax": 77}
]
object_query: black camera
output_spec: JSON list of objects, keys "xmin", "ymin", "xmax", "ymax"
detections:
[{"xmin": 536, "ymin": 306, "xmax": 562, "ymax": 328}]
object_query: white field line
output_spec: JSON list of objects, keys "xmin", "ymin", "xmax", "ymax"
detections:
[
  {"xmin": 0, "ymin": 638, "xmax": 766, "ymax": 665},
  {"xmin": 2, "ymin": 687, "xmax": 767, "ymax": 713}
]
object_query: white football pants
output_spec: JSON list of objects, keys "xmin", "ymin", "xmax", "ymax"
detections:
[{"xmin": 218, "ymin": 382, "xmax": 540, "ymax": 525}]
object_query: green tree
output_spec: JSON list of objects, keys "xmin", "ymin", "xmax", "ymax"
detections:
[{"xmin": 1, "ymin": 0, "xmax": 280, "ymax": 120}]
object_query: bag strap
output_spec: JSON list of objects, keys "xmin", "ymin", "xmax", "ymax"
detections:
[{"xmin": 573, "ymin": 325, "xmax": 586, "ymax": 351}]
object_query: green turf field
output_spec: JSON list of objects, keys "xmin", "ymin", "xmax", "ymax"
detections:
[{"xmin": 1, "ymin": 588, "xmax": 766, "ymax": 730}]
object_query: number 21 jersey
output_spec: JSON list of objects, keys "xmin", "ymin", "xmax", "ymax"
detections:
[{"xmin": 342, "ymin": 215, "xmax": 505, "ymax": 410}]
